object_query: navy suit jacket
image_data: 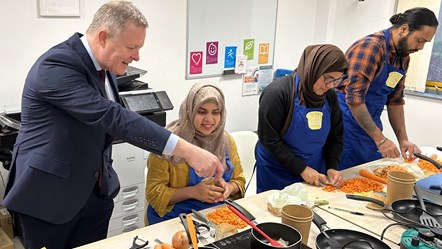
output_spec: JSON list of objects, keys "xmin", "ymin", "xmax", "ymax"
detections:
[{"xmin": 2, "ymin": 33, "xmax": 171, "ymax": 224}]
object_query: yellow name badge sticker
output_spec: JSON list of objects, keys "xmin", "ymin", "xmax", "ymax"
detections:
[
  {"xmin": 386, "ymin": 71, "xmax": 403, "ymax": 88},
  {"xmin": 306, "ymin": 111, "xmax": 323, "ymax": 130}
]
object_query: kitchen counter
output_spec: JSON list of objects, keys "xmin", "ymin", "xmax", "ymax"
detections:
[
  {"xmin": 303, "ymin": 159, "xmax": 406, "ymax": 245},
  {"xmin": 76, "ymin": 160, "xmax": 401, "ymax": 249}
]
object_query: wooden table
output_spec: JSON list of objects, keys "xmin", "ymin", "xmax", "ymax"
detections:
[
  {"xmin": 303, "ymin": 159, "xmax": 406, "ymax": 246},
  {"xmin": 76, "ymin": 173, "xmax": 399, "ymax": 249}
]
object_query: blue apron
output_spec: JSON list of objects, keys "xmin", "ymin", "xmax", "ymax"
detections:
[
  {"xmin": 338, "ymin": 28, "xmax": 405, "ymax": 170},
  {"xmin": 256, "ymin": 75, "xmax": 331, "ymax": 193},
  {"xmin": 147, "ymin": 155, "xmax": 234, "ymax": 225}
]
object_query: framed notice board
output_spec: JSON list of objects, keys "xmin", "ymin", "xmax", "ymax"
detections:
[{"xmin": 186, "ymin": 0, "xmax": 278, "ymax": 79}]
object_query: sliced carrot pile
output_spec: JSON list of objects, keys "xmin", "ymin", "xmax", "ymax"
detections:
[
  {"xmin": 417, "ymin": 154, "xmax": 441, "ymax": 172},
  {"xmin": 322, "ymin": 177, "xmax": 383, "ymax": 193},
  {"xmin": 206, "ymin": 206, "xmax": 248, "ymax": 229},
  {"xmin": 322, "ymin": 185, "xmax": 336, "ymax": 192}
]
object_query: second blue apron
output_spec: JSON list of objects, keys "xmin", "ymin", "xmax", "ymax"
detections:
[
  {"xmin": 338, "ymin": 28, "xmax": 405, "ymax": 170},
  {"xmin": 256, "ymin": 75, "xmax": 331, "ymax": 193}
]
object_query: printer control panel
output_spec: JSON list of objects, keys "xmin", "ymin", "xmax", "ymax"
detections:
[{"xmin": 119, "ymin": 90, "xmax": 173, "ymax": 114}]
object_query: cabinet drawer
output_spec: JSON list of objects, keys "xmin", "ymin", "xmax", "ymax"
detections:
[
  {"xmin": 107, "ymin": 214, "xmax": 145, "ymax": 237},
  {"xmin": 112, "ymin": 195, "xmax": 145, "ymax": 216},
  {"xmin": 108, "ymin": 211, "xmax": 144, "ymax": 232},
  {"xmin": 118, "ymin": 183, "xmax": 145, "ymax": 201}
]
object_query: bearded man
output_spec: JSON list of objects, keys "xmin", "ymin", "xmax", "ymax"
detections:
[{"xmin": 335, "ymin": 7, "xmax": 438, "ymax": 169}]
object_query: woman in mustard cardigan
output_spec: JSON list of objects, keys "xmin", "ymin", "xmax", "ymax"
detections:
[{"xmin": 145, "ymin": 82, "xmax": 245, "ymax": 225}]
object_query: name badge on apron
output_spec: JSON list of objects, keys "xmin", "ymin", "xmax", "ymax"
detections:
[
  {"xmin": 306, "ymin": 111, "xmax": 323, "ymax": 130},
  {"xmin": 386, "ymin": 71, "xmax": 403, "ymax": 88}
]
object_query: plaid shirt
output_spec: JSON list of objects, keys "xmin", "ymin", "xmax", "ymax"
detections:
[{"xmin": 336, "ymin": 29, "xmax": 410, "ymax": 105}]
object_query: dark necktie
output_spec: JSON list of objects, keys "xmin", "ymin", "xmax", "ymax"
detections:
[
  {"xmin": 98, "ymin": 69, "xmax": 106, "ymax": 188},
  {"xmin": 98, "ymin": 69, "xmax": 108, "ymax": 99},
  {"xmin": 98, "ymin": 69, "xmax": 106, "ymax": 83}
]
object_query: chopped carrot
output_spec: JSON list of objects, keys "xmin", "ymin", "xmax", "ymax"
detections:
[
  {"xmin": 322, "ymin": 177, "xmax": 383, "ymax": 194},
  {"xmin": 207, "ymin": 206, "xmax": 248, "ymax": 229},
  {"xmin": 340, "ymin": 178, "xmax": 383, "ymax": 193},
  {"xmin": 417, "ymin": 154, "xmax": 441, "ymax": 172},
  {"xmin": 322, "ymin": 185, "xmax": 336, "ymax": 192}
]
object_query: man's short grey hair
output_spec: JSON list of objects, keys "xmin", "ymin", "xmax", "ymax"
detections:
[{"xmin": 87, "ymin": 1, "xmax": 148, "ymax": 39}]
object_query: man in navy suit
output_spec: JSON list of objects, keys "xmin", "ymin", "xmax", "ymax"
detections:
[{"xmin": 2, "ymin": 1, "xmax": 224, "ymax": 248}]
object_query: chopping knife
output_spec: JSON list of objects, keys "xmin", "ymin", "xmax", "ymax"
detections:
[{"xmin": 191, "ymin": 209, "xmax": 216, "ymax": 237}]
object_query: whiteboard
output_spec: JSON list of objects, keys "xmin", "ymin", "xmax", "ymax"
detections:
[{"xmin": 186, "ymin": 0, "xmax": 278, "ymax": 79}]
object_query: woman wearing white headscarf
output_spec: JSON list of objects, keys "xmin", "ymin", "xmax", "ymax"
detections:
[{"xmin": 145, "ymin": 82, "xmax": 245, "ymax": 225}]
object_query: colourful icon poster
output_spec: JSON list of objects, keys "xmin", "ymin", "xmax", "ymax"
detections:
[
  {"xmin": 189, "ymin": 51, "xmax": 203, "ymax": 74},
  {"xmin": 224, "ymin": 46, "xmax": 237, "ymax": 68},
  {"xmin": 258, "ymin": 43, "xmax": 269, "ymax": 64},
  {"xmin": 206, "ymin": 41, "xmax": 218, "ymax": 64},
  {"xmin": 243, "ymin": 39, "xmax": 255, "ymax": 60}
]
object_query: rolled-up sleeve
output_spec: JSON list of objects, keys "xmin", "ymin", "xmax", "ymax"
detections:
[{"xmin": 343, "ymin": 37, "xmax": 384, "ymax": 105}]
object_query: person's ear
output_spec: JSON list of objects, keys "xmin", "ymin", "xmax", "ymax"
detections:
[
  {"xmin": 98, "ymin": 30, "xmax": 108, "ymax": 48},
  {"xmin": 399, "ymin": 24, "xmax": 409, "ymax": 37}
]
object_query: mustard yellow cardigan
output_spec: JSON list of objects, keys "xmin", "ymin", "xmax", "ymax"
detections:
[{"xmin": 145, "ymin": 135, "xmax": 246, "ymax": 218}]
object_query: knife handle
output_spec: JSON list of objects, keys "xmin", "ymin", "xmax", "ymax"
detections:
[
  {"xmin": 346, "ymin": 194, "xmax": 386, "ymax": 207},
  {"xmin": 178, "ymin": 213, "xmax": 191, "ymax": 244},
  {"xmin": 224, "ymin": 199, "xmax": 255, "ymax": 221},
  {"xmin": 186, "ymin": 214, "xmax": 199, "ymax": 249}
]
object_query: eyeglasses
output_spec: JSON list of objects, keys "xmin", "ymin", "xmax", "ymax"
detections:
[{"xmin": 323, "ymin": 74, "xmax": 344, "ymax": 86}]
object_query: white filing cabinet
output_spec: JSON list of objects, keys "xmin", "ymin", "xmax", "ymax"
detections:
[{"xmin": 107, "ymin": 142, "xmax": 148, "ymax": 237}]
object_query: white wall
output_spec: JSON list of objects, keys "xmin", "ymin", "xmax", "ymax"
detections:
[
  {"xmin": 0, "ymin": 0, "xmax": 318, "ymax": 133},
  {"xmin": 0, "ymin": 0, "xmax": 440, "ymax": 142},
  {"xmin": 315, "ymin": 0, "xmax": 442, "ymax": 149}
]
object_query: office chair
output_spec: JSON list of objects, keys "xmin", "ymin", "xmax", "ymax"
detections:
[{"xmin": 230, "ymin": 131, "xmax": 259, "ymax": 196}]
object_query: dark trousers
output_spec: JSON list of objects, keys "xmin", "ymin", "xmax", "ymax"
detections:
[{"xmin": 18, "ymin": 186, "xmax": 114, "ymax": 249}]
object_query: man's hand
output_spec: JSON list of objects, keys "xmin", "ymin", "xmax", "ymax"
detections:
[
  {"xmin": 172, "ymin": 138, "xmax": 224, "ymax": 180},
  {"xmin": 399, "ymin": 140, "xmax": 421, "ymax": 161},
  {"xmin": 378, "ymin": 138, "xmax": 401, "ymax": 158}
]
